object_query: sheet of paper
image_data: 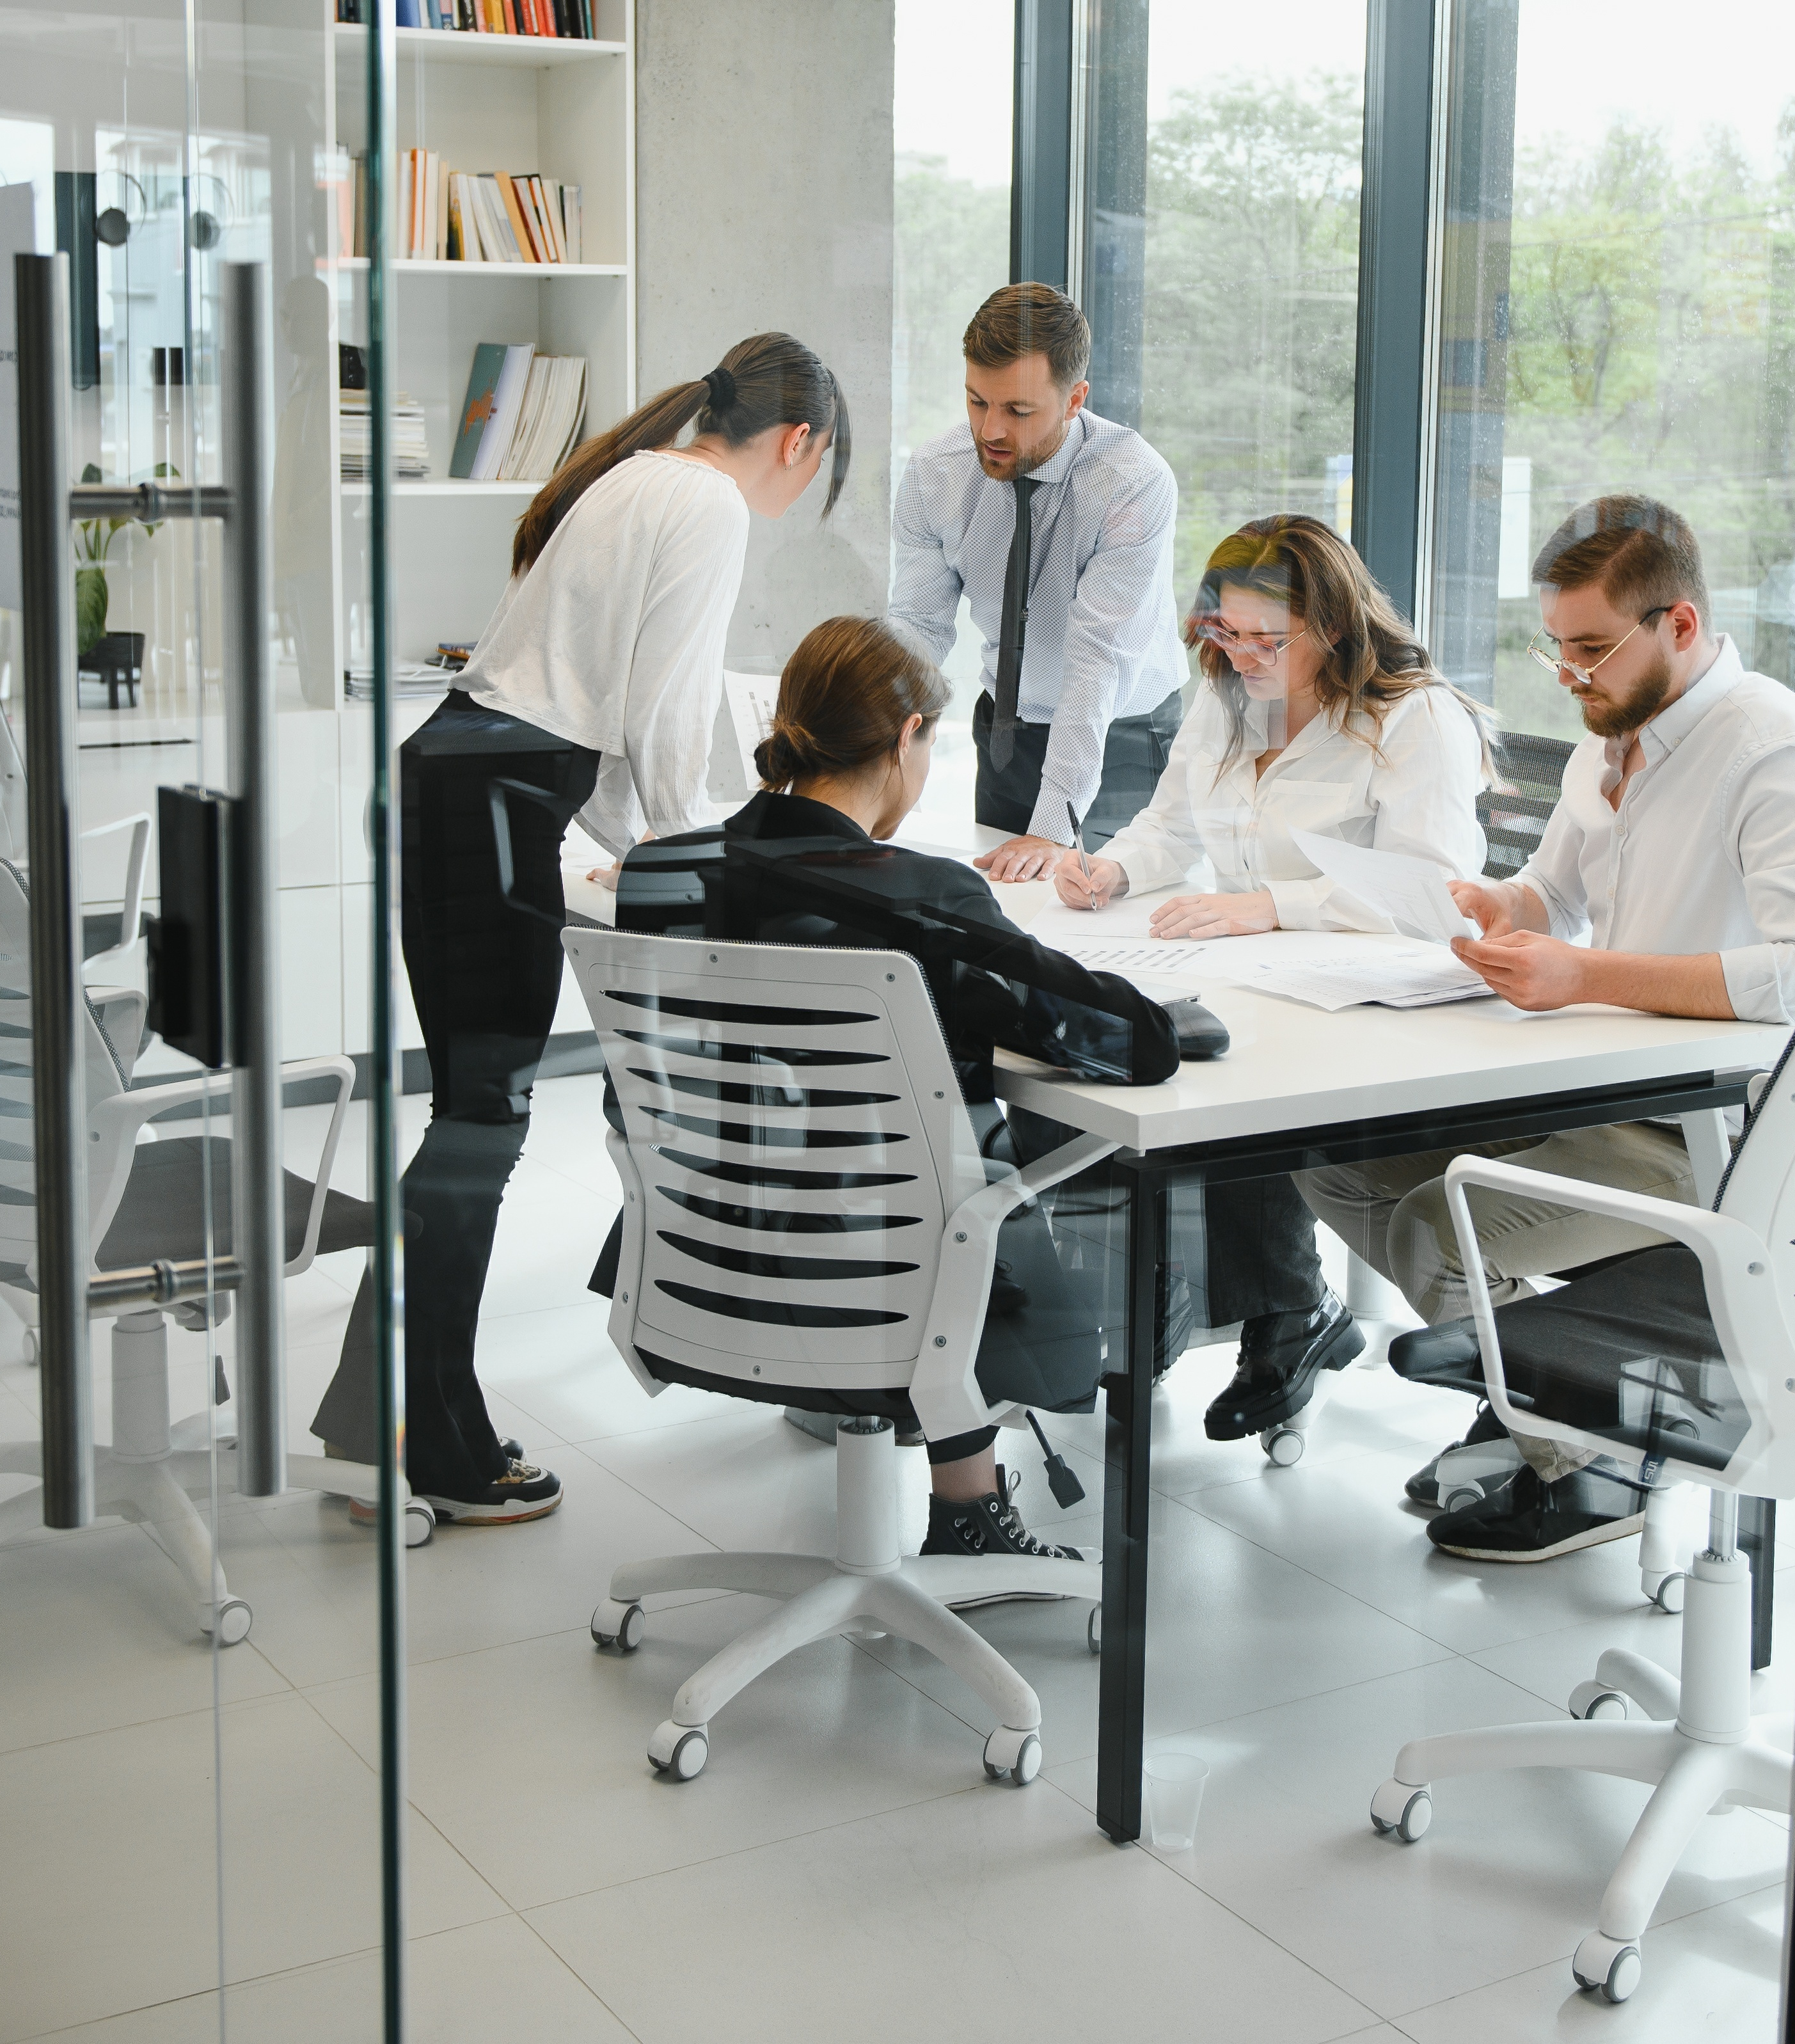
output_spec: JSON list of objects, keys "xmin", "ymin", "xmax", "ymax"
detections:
[
  {"xmin": 1235, "ymin": 947, "xmax": 1492, "ymax": 1011},
  {"xmin": 1061, "ymin": 940, "xmax": 1209, "ymax": 975},
  {"xmin": 1025, "ymin": 893, "xmax": 1173, "ymax": 945},
  {"xmin": 707, "ymin": 670, "xmax": 781, "ymax": 803},
  {"xmin": 1290, "ymin": 829, "xmax": 1475, "ymax": 944}
]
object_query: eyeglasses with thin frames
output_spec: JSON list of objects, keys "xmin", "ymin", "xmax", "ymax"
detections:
[
  {"xmin": 1527, "ymin": 606, "xmax": 1671, "ymax": 686},
  {"xmin": 1190, "ymin": 619, "xmax": 1310, "ymax": 665}
]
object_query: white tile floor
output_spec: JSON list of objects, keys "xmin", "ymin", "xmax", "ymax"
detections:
[{"xmin": 1, "ymin": 1071, "xmax": 1787, "ymax": 2042}]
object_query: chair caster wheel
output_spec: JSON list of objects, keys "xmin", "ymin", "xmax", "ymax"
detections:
[
  {"xmin": 1440, "ymin": 1484, "xmax": 1485, "ymax": 1515},
  {"xmin": 983, "ymin": 1727, "xmax": 1041, "ymax": 1785},
  {"xmin": 1369, "ymin": 1778, "xmax": 1430, "ymax": 1841},
  {"xmin": 1651, "ymin": 1571, "xmax": 1686, "ymax": 1615},
  {"xmin": 1572, "ymin": 1931, "xmax": 1641, "ymax": 2002},
  {"xmin": 1261, "ymin": 1426, "xmax": 1304, "ymax": 1467},
  {"xmin": 404, "ymin": 1500, "xmax": 435, "ymax": 1548},
  {"xmin": 593, "ymin": 1599, "xmax": 645, "ymax": 1652},
  {"xmin": 21, "ymin": 1327, "xmax": 37, "ymax": 1367},
  {"xmin": 206, "ymin": 1597, "xmax": 253, "ymax": 1647},
  {"xmin": 1570, "ymin": 1680, "xmax": 1631, "ymax": 1722},
  {"xmin": 647, "ymin": 1720, "xmax": 706, "ymax": 1780},
  {"xmin": 1087, "ymin": 1606, "xmax": 1101, "ymax": 1656}
]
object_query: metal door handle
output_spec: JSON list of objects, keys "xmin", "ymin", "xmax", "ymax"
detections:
[{"xmin": 17, "ymin": 255, "xmax": 283, "ymax": 1525}]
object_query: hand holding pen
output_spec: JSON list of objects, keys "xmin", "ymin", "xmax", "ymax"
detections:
[{"xmin": 1052, "ymin": 803, "xmax": 1127, "ymax": 910}]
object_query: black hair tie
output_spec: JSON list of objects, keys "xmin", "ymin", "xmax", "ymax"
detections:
[{"xmin": 703, "ymin": 366, "xmax": 736, "ymax": 412}]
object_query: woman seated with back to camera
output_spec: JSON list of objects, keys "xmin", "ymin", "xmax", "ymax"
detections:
[
  {"xmin": 605, "ymin": 614, "xmax": 1203, "ymax": 1575},
  {"xmin": 1048, "ymin": 514, "xmax": 1491, "ymax": 1443}
]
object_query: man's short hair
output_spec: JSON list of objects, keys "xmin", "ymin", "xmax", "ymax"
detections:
[
  {"xmin": 963, "ymin": 283, "xmax": 1091, "ymax": 389},
  {"xmin": 1531, "ymin": 495, "xmax": 1711, "ymax": 630}
]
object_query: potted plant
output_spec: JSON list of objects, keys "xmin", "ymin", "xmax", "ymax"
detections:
[{"xmin": 74, "ymin": 461, "xmax": 177, "ymax": 709}]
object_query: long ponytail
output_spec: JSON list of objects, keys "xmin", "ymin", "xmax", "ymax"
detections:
[{"xmin": 512, "ymin": 329, "xmax": 851, "ymax": 574}]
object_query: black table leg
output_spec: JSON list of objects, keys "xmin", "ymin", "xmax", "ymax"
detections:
[
  {"xmin": 1740, "ymin": 1496, "xmax": 1775, "ymax": 1672},
  {"xmin": 1097, "ymin": 1167, "xmax": 1162, "ymax": 1843}
]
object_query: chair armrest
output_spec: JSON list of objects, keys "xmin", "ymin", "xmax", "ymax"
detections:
[
  {"xmin": 79, "ymin": 812, "xmax": 151, "ymax": 965},
  {"xmin": 86, "ymin": 985, "xmax": 148, "ymax": 1079},
  {"xmin": 909, "ymin": 1132, "xmax": 1120, "ymax": 1443},
  {"xmin": 1441, "ymin": 1153, "xmax": 1785, "ymax": 1484},
  {"xmin": 284, "ymin": 1055, "xmax": 357, "ymax": 1276}
]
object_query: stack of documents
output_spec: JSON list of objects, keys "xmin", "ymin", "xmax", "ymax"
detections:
[{"xmin": 338, "ymin": 391, "xmax": 429, "ymax": 478}]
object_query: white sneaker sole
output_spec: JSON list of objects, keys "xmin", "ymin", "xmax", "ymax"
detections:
[
  {"xmin": 419, "ymin": 1489, "xmax": 564, "ymax": 1526},
  {"xmin": 1434, "ymin": 1510, "xmax": 1644, "ymax": 1563}
]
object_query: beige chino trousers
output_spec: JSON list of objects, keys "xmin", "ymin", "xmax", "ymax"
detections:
[{"xmin": 1297, "ymin": 1123, "xmax": 1696, "ymax": 1480}]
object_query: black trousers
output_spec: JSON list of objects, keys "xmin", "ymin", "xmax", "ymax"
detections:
[
  {"xmin": 1008, "ymin": 1105, "xmax": 1324, "ymax": 1333},
  {"xmin": 972, "ymin": 688, "xmax": 1183, "ymax": 848},
  {"xmin": 312, "ymin": 691, "xmax": 600, "ymax": 1498}
]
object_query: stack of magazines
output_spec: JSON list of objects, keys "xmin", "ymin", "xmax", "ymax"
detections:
[
  {"xmin": 450, "ymin": 342, "xmax": 587, "ymax": 482},
  {"xmin": 339, "ymin": 390, "xmax": 429, "ymax": 479}
]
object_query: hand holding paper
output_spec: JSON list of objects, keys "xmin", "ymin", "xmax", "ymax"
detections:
[{"xmin": 1290, "ymin": 830, "xmax": 1477, "ymax": 944}]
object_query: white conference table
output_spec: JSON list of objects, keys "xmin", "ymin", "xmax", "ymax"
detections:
[
  {"xmin": 897, "ymin": 809, "xmax": 1788, "ymax": 1844},
  {"xmin": 574, "ymin": 806, "xmax": 1786, "ymax": 1843}
]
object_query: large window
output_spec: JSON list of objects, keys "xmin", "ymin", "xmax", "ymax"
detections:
[
  {"xmin": 1427, "ymin": 0, "xmax": 1795, "ymax": 735},
  {"xmin": 1083, "ymin": 1, "xmax": 1369, "ymax": 609}
]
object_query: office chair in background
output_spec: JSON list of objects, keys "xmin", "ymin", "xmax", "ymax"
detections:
[
  {"xmin": 0, "ymin": 860, "xmax": 423, "ymax": 1646},
  {"xmin": 1369, "ymin": 1039, "xmax": 1795, "ymax": 2004},
  {"xmin": 566, "ymin": 928, "xmax": 1114, "ymax": 1786}
]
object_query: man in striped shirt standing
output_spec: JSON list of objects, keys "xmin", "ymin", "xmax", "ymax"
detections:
[{"xmin": 889, "ymin": 283, "xmax": 1188, "ymax": 882}]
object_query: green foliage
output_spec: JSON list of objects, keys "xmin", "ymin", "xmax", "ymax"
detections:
[{"xmin": 71, "ymin": 460, "xmax": 181, "ymax": 656}]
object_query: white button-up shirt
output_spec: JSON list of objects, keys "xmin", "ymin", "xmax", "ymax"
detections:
[
  {"xmin": 1517, "ymin": 637, "xmax": 1795, "ymax": 1024},
  {"xmin": 888, "ymin": 409, "xmax": 1187, "ymax": 844},
  {"xmin": 1100, "ymin": 681, "xmax": 1488, "ymax": 930}
]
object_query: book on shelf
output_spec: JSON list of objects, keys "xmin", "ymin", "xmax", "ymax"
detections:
[
  {"xmin": 451, "ymin": 342, "xmax": 587, "ymax": 482},
  {"xmin": 349, "ymin": 155, "xmax": 581, "ymax": 265},
  {"xmin": 338, "ymin": 1, "xmax": 603, "ymax": 35},
  {"xmin": 340, "ymin": 390, "xmax": 430, "ymax": 479}
]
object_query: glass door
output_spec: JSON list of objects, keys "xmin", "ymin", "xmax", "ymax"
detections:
[{"xmin": 0, "ymin": 5, "xmax": 405, "ymax": 2038}]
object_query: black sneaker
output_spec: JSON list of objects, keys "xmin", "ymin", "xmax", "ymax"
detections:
[
  {"xmin": 422, "ymin": 1455, "xmax": 563, "ymax": 1526},
  {"xmin": 921, "ymin": 1466, "xmax": 1094, "ymax": 1605},
  {"xmin": 346, "ymin": 1436, "xmax": 523, "ymax": 1526},
  {"xmin": 1427, "ymin": 1464, "xmax": 1645, "ymax": 1562},
  {"xmin": 1204, "ymin": 1290, "xmax": 1363, "ymax": 1439},
  {"xmin": 1404, "ymin": 1401, "xmax": 1509, "ymax": 1505}
]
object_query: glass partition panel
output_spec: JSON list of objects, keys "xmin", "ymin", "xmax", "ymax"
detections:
[{"xmin": 1427, "ymin": 0, "xmax": 1795, "ymax": 732}]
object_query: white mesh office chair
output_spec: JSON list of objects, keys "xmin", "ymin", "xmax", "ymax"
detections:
[
  {"xmin": 1369, "ymin": 1040, "xmax": 1795, "ymax": 2004},
  {"xmin": 0, "ymin": 860, "xmax": 420, "ymax": 1644},
  {"xmin": 564, "ymin": 928, "xmax": 1118, "ymax": 1786}
]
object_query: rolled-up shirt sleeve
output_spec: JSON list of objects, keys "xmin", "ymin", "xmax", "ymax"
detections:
[
  {"xmin": 1514, "ymin": 800, "xmax": 1593, "ymax": 940},
  {"xmin": 1265, "ymin": 692, "xmax": 1489, "ymax": 931},
  {"xmin": 887, "ymin": 457, "xmax": 965, "ymax": 665},
  {"xmin": 1027, "ymin": 462, "xmax": 1181, "ymax": 844},
  {"xmin": 1719, "ymin": 740, "xmax": 1795, "ymax": 1022}
]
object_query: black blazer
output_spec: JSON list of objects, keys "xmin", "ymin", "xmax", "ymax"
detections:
[{"xmin": 615, "ymin": 791, "xmax": 1181, "ymax": 1105}]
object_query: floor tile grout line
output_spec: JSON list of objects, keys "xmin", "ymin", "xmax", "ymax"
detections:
[{"xmin": 512, "ymin": 1908, "xmax": 651, "ymax": 2041}]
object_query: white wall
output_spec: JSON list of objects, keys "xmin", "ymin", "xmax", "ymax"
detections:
[{"xmin": 634, "ymin": 0, "xmax": 895, "ymax": 670}]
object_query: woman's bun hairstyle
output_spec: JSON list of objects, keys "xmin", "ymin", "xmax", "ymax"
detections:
[{"xmin": 756, "ymin": 616, "xmax": 950, "ymax": 790}]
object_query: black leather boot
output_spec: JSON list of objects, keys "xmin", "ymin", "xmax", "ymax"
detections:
[{"xmin": 1203, "ymin": 1289, "xmax": 1364, "ymax": 1439}]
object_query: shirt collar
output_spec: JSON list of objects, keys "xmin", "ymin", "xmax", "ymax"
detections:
[
  {"xmin": 1011, "ymin": 407, "xmax": 1089, "ymax": 489},
  {"xmin": 1599, "ymin": 634, "xmax": 1742, "ymax": 789}
]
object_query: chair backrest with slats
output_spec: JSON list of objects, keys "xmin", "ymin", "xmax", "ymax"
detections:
[
  {"xmin": 0, "ymin": 860, "xmax": 133, "ymax": 1292},
  {"xmin": 1478, "ymin": 730, "xmax": 1576, "ymax": 880},
  {"xmin": 563, "ymin": 929, "xmax": 988, "ymax": 1403}
]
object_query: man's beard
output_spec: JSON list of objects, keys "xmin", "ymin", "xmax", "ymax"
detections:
[
  {"xmin": 1575, "ymin": 648, "xmax": 1676, "ymax": 738},
  {"xmin": 978, "ymin": 416, "xmax": 1071, "ymax": 480}
]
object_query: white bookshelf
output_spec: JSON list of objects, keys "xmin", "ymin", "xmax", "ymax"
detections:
[
  {"xmin": 338, "ymin": 23, "xmax": 626, "ymax": 67},
  {"xmin": 326, "ymin": 0, "xmax": 635, "ymax": 672}
]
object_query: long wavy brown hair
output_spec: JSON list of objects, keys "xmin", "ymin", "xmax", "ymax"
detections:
[{"xmin": 1187, "ymin": 515, "xmax": 1492, "ymax": 778}]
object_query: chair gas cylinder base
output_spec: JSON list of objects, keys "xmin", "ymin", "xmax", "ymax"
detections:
[
  {"xmin": 1369, "ymin": 1045, "xmax": 1795, "ymax": 2005},
  {"xmin": 594, "ymin": 1416, "xmax": 1095, "ymax": 1784}
]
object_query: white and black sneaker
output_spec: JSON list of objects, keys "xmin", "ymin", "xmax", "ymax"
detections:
[
  {"xmin": 346, "ymin": 1436, "xmax": 525, "ymax": 1527},
  {"xmin": 422, "ymin": 1454, "xmax": 564, "ymax": 1526},
  {"xmin": 921, "ymin": 1466, "xmax": 1095, "ymax": 1606}
]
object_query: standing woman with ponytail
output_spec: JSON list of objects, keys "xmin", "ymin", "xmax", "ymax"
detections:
[{"xmin": 312, "ymin": 333, "xmax": 852, "ymax": 1525}]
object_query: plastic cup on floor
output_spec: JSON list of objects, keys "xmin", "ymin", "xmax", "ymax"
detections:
[{"xmin": 1143, "ymin": 1751, "xmax": 1209, "ymax": 1851}]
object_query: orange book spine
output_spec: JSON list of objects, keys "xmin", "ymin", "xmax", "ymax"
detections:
[
  {"xmin": 502, "ymin": 0, "xmax": 519, "ymax": 31},
  {"xmin": 496, "ymin": 174, "xmax": 541, "ymax": 262}
]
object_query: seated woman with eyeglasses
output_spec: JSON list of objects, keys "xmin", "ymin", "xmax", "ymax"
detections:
[{"xmin": 1046, "ymin": 514, "xmax": 1491, "ymax": 1444}]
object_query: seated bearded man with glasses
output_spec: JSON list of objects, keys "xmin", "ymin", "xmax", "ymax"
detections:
[
  {"xmin": 1301, "ymin": 494, "xmax": 1795, "ymax": 1564},
  {"xmin": 1041, "ymin": 514, "xmax": 1490, "ymax": 1443}
]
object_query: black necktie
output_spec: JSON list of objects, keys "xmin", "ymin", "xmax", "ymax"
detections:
[{"xmin": 989, "ymin": 477, "xmax": 1038, "ymax": 772}]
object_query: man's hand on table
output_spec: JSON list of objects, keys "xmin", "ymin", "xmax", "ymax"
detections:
[{"xmin": 975, "ymin": 833, "xmax": 1067, "ymax": 883}]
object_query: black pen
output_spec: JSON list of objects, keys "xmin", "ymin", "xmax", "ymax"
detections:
[{"xmin": 1067, "ymin": 800, "xmax": 1098, "ymax": 908}]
